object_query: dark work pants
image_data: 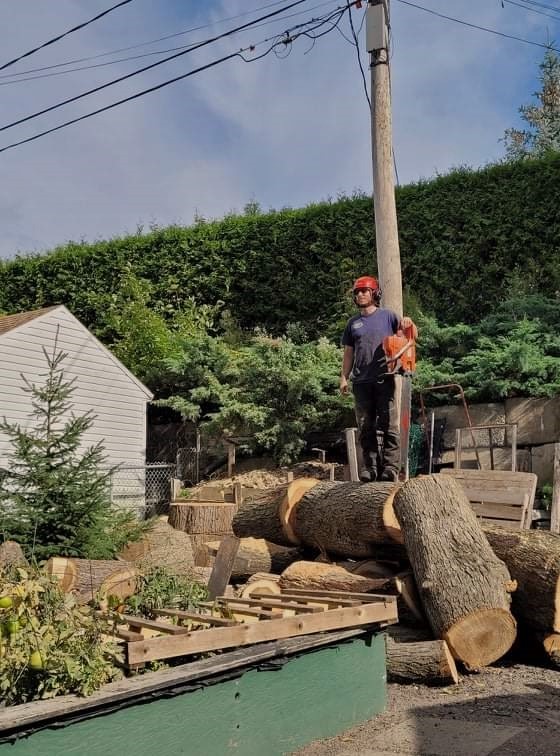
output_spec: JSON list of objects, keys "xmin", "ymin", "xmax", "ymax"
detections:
[{"xmin": 352, "ymin": 377, "xmax": 400, "ymax": 475}]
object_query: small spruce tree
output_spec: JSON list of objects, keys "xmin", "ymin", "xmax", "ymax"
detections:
[{"xmin": 0, "ymin": 340, "xmax": 140, "ymax": 560}]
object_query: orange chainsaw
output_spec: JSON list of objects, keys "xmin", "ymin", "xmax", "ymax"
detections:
[{"xmin": 383, "ymin": 323, "xmax": 417, "ymax": 480}]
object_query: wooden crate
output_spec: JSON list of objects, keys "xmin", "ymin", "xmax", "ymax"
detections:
[{"xmin": 105, "ymin": 589, "xmax": 398, "ymax": 668}]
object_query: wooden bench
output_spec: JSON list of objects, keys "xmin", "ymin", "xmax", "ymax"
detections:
[{"xmin": 439, "ymin": 469, "xmax": 538, "ymax": 530}]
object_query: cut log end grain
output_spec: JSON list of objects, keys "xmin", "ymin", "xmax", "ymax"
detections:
[
  {"xmin": 44, "ymin": 557, "xmax": 138, "ymax": 605},
  {"xmin": 443, "ymin": 608, "xmax": 517, "ymax": 670},
  {"xmin": 393, "ymin": 475, "xmax": 517, "ymax": 668},
  {"xmin": 45, "ymin": 556, "xmax": 78, "ymax": 592},
  {"xmin": 239, "ymin": 579, "xmax": 282, "ymax": 599},
  {"xmin": 542, "ymin": 633, "xmax": 560, "ymax": 668},
  {"xmin": 279, "ymin": 478, "xmax": 321, "ymax": 545}
]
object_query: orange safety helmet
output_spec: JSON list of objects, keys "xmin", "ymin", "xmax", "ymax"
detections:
[{"xmin": 352, "ymin": 275, "xmax": 379, "ymax": 293}]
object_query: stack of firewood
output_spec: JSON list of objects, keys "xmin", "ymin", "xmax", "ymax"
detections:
[{"xmin": 198, "ymin": 474, "xmax": 560, "ymax": 685}]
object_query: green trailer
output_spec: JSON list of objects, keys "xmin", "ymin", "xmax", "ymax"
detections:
[{"xmin": 0, "ymin": 629, "xmax": 387, "ymax": 755}]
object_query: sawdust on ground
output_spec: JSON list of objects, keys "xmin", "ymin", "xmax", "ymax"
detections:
[{"xmin": 194, "ymin": 461, "xmax": 346, "ymax": 491}]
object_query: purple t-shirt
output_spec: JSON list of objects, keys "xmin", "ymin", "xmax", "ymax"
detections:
[{"xmin": 341, "ymin": 308, "xmax": 399, "ymax": 383}]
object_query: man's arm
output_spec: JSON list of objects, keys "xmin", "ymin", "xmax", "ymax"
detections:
[{"xmin": 340, "ymin": 345, "xmax": 354, "ymax": 395}]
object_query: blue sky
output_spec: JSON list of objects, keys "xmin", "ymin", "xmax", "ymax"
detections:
[{"xmin": 0, "ymin": 0, "xmax": 556, "ymax": 258}]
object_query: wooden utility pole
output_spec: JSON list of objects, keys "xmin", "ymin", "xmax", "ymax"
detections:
[{"xmin": 367, "ymin": 0, "xmax": 403, "ymax": 316}]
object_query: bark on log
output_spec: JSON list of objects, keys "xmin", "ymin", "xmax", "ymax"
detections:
[
  {"xmin": 0, "ymin": 541, "xmax": 28, "ymax": 570},
  {"xmin": 393, "ymin": 475, "xmax": 517, "ymax": 669},
  {"xmin": 198, "ymin": 537, "xmax": 301, "ymax": 578},
  {"xmin": 168, "ymin": 501, "xmax": 236, "ymax": 534},
  {"xmin": 45, "ymin": 557, "xmax": 138, "ymax": 604},
  {"xmin": 232, "ymin": 481, "xmax": 319, "ymax": 546},
  {"xmin": 386, "ymin": 638, "xmax": 459, "ymax": 684},
  {"xmin": 279, "ymin": 560, "xmax": 398, "ymax": 594},
  {"xmin": 233, "ymin": 479, "xmax": 403, "ymax": 557},
  {"xmin": 189, "ymin": 532, "xmax": 232, "ymax": 555},
  {"xmin": 292, "ymin": 481, "xmax": 403, "ymax": 557},
  {"xmin": 483, "ymin": 525, "xmax": 560, "ymax": 633}
]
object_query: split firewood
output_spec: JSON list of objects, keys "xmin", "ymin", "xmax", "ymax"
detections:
[
  {"xmin": 483, "ymin": 525, "xmax": 560, "ymax": 634},
  {"xmin": 196, "ymin": 537, "xmax": 302, "ymax": 578},
  {"xmin": 278, "ymin": 560, "xmax": 399, "ymax": 594},
  {"xmin": 393, "ymin": 475, "xmax": 517, "ymax": 669},
  {"xmin": 386, "ymin": 637, "xmax": 459, "ymax": 685},
  {"xmin": 233, "ymin": 478, "xmax": 403, "ymax": 557},
  {"xmin": 45, "ymin": 557, "xmax": 138, "ymax": 605}
]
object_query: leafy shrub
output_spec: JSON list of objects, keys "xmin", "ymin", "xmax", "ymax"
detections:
[{"xmin": 0, "ymin": 567, "xmax": 119, "ymax": 705}]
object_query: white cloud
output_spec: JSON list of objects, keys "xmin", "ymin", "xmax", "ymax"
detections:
[{"xmin": 0, "ymin": 0, "xmax": 556, "ymax": 258}]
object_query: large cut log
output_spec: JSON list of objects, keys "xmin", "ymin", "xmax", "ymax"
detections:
[
  {"xmin": 232, "ymin": 478, "xmax": 402, "ymax": 556},
  {"xmin": 483, "ymin": 525, "xmax": 560, "ymax": 633},
  {"xmin": 45, "ymin": 558, "xmax": 138, "ymax": 604},
  {"xmin": 197, "ymin": 537, "xmax": 301, "ymax": 578},
  {"xmin": 386, "ymin": 637, "xmax": 459, "ymax": 685},
  {"xmin": 168, "ymin": 501, "xmax": 235, "ymax": 534},
  {"xmin": 232, "ymin": 480, "xmax": 319, "ymax": 546},
  {"xmin": 541, "ymin": 633, "xmax": 560, "ymax": 669},
  {"xmin": 279, "ymin": 561, "xmax": 398, "ymax": 594},
  {"xmin": 393, "ymin": 475, "xmax": 517, "ymax": 669},
  {"xmin": 292, "ymin": 481, "xmax": 403, "ymax": 557}
]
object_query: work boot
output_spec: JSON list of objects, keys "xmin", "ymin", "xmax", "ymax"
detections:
[
  {"xmin": 359, "ymin": 468, "xmax": 377, "ymax": 483},
  {"xmin": 379, "ymin": 468, "xmax": 399, "ymax": 482}
]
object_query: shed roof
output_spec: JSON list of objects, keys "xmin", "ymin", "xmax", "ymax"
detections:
[
  {"xmin": 0, "ymin": 305, "xmax": 153, "ymax": 400},
  {"xmin": 0, "ymin": 306, "xmax": 60, "ymax": 337}
]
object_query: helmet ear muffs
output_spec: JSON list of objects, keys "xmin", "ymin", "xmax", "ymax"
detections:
[{"xmin": 374, "ymin": 288, "xmax": 382, "ymax": 304}]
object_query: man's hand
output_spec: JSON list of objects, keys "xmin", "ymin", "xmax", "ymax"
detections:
[
  {"xmin": 339, "ymin": 376, "xmax": 349, "ymax": 395},
  {"xmin": 400, "ymin": 316, "xmax": 418, "ymax": 339}
]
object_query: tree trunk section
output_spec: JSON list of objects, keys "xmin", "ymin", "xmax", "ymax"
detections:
[
  {"xmin": 386, "ymin": 638, "xmax": 459, "ymax": 684},
  {"xmin": 393, "ymin": 475, "xmax": 517, "ymax": 669},
  {"xmin": 169, "ymin": 501, "xmax": 235, "ymax": 534},
  {"xmin": 483, "ymin": 524, "xmax": 560, "ymax": 633},
  {"xmin": 292, "ymin": 481, "xmax": 403, "ymax": 557},
  {"xmin": 279, "ymin": 560, "xmax": 398, "ymax": 594},
  {"xmin": 45, "ymin": 557, "xmax": 138, "ymax": 604},
  {"xmin": 232, "ymin": 485, "xmax": 296, "ymax": 545},
  {"xmin": 0, "ymin": 541, "xmax": 28, "ymax": 570},
  {"xmin": 197, "ymin": 537, "xmax": 301, "ymax": 578}
]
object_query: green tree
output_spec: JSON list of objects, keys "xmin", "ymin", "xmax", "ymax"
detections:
[
  {"xmin": 503, "ymin": 48, "xmax": 560, "ymax": 160},
  {"xmin": 0, "ymin": 343, "xmax": 143, "ymax": 560}
]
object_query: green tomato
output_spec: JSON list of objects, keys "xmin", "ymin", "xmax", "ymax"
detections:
[
  {"xmin": 5, "ymin": 619, "xmax": 19, "ymax": 635},
  {"xmin": 28, "ymin": 651, "xmax": 44, "ymax": 671},
  {"xmin": 0, "ymin": 596, "xmax": 13, "ymax": 610}
]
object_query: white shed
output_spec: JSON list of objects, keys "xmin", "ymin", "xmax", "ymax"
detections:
[{"xmin": 0, "ymin": 305, "xmax": 154, "ymax": 513}]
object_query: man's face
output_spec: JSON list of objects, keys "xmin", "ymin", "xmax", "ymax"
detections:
[{"xmin": 354, "ymin": 287, "xmax": 374, "ymax": 307}]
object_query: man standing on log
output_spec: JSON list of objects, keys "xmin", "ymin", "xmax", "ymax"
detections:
[{"xmin": 340, "ymin": 275, "xmax": 417, "ymax": 483}]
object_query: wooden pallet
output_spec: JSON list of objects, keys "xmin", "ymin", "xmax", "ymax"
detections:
[{"xmin": 104, "ymin": 589, "xmax": 398, "ymax": 668}]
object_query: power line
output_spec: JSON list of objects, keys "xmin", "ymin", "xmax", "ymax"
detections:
[
  {"xmin": 347, "ymin": 3, "xmax": 370, "ymax": 108},
  {"xmin": 0, "ymin": 0, "xmax": 135, "ymax": 73},
  {"xmin": 516, "ymin": 0, "xmax": 560, "ymax": 14},
  {"xmin": 395, "ymin": 0, "xmax": 560, "ymax": 54},
  {"xmin": 504, "ymin": 0, "xmax": 560, "ymax": 20},
  {"xmin": 0, "ymin": 0, "xmax": 312, "ymax": 134},
  {"xmin": 0, "ymin": 7, "xmax": 350, "ymax": 155},
  {"xmin": 0, "ymin": 0, "xmax": 323, "ymax": 80},
  {"xmin": 0, "ymin": 0, "xmax": 340, "ymax": 88}
]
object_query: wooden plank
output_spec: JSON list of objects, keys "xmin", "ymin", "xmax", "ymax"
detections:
[
  {"xmin": 251, "ymin": 591, "xmax": 364, "ymax": 607},
  {"xmin": 207, "ymin": 534, "xmax": 240, "ymax": 600},
  {"xmin": 551, "ymin": 443, "xmax": 560, "ymax": 535},
  {"xmin": 152, "ymin": 608, "xmax": 238, "ymax": 627},
  {"xmin": 118, "ymin": 614, "xmax": 190, "ymax": 636},
  {"xmin": 470, "ymin": 502, "xmax": 527, "ymax": 520},
  {"xmin": 126, "ymin": 599, "xmax": 398, "ymax": 665},
  {"xmin": 459, "ymin": 489, "xmax": 530, "ymax": 505},
  {"xmin": 114, "ymin": 628, "xmax": 144, "ymax": 642},
  {"xmin": 440, "ymin": 469, "xmax": 537, "ymax": 485},
  {"xmin": 215, "ymin": 597, "xmax": 323, "ymax": 613},
  {"xmin": 199, "ymin": 601, "xmax": 277, "ymax": 619},
  {"xmin": 274, "ymin": 588, "xmax": 392, "ymax": 602}
]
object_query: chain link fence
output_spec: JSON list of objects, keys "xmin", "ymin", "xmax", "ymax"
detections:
[{"xmin": 109, "ymin": 463, "xmax": 176, "ymax": 518}]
